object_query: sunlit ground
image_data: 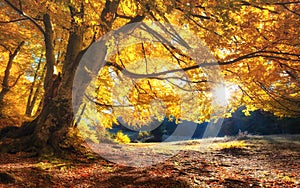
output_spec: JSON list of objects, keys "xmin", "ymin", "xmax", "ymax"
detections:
[{"xmin": 1, "ymin": 134, "xmax": 299, "ymax": 187}]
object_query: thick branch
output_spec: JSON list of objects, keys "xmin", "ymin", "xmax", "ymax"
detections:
[
  {"xmin": 106, "ymin": 49, "xmax": 299, "ymax": 80},
  {"xmin": 148, "ymin": 9, "xmax": 191, "ymax": 49},
  {"xmin": 43, "ymin": 14, "xmax": 56, "ymax": 91},
  {"xmin": 255, "ymin": 80, "xmax": 300, "ymax": 113},
  {"xmin": 0, "ymin": 17, "xmax": 28, "ymax": 23},
  {"xmin": 239, "ymin": 1, "xmax": 279, "ymax": 14},
  {"xmin": 282, "ymin": 4, "xmax": 300, "ymax": 17},
  {"xmin": 100, "ymin": 0, "xmax": 121, "ymax": 31},
  {"xmin": 271, "ymin": 1, "xmax": 300, "ymax": 5},
  {"xmin": 175, "ymin": 6, "xmax": 210, "ymax": 20},
  {"xmin": 84, "ymin": 94, "xmax": 133, "ymax": 108},
  {"xmin": 4, "ymin": 0, "xmax": 45, "ymax": 34},
  {"xmin": 0, "ymin": 44, "xmax": 11, "ymax": 53},
  {"xmin": 10, "ymin": 72, "xmax": 24, "ymax": 88}
]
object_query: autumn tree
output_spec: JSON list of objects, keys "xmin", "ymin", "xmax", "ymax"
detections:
[
  {"xmin": 0, "ymin": 41, "xmax": 24, "ymax": 107},
  {"xmin": 0, "ymin": 3, "xmax": 42, "ymax": 125},
  {"xmin": 0, "ymin": 0, "xmax": 299, "ymax": 156}
]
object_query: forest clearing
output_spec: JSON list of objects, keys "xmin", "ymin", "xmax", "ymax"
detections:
[
  {"xmin": 0, "ymin": 134, "xmax": 299, "ymax": 187},
  {"xmin": 1, "ymin": 0, "xmax": 300, "ymax": 187}
]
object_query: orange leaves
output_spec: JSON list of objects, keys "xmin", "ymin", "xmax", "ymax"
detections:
[
  {"xmin": 1, "ymin": 0, "xmax": 299, "ymax": 129},
  {"xmin": 118, "ymin": 0, "xmax": 137, "ymax": 17}
]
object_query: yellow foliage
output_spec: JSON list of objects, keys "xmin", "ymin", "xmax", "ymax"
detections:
[
  {"xmin": 115, "ymin": 131, "xmax": 131, "ymax": 144},
  {"xmin": 214, "ymin": 141, "xmax": 247, "ymax": 150},
  {"xmin": 1, "ymin": 0, "xmax": 300, "ymax": 132}
]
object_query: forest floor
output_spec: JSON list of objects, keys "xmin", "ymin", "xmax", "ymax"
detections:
[{"xmin": 0, "ymin": 134, "xmax": 299, "ymax": 188}]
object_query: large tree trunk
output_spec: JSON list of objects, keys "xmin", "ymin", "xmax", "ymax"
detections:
[
  {"xmin": 32, "ymin": 0, "xmax": 120, "ymax": 156},
  {"xmin": 30, "ymin": 16, "xmax": 85, "ymax": 155},
  {"xmin": 0, "ymin": 14, "xmax": 85, "ymax": 156},
  {"xmin": 0, "ymin": 0, "xmax": 121, "ymax": 157},
  {"xmin": 31, "ymin": 88, "xmax": 74, "ymax": 155}
]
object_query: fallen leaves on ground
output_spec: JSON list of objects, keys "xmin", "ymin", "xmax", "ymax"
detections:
[{"xmin": 0, "ymin": 135, "xmax": 299, "ymax": 187}]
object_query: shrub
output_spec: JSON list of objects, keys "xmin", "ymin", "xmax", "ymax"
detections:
[
  {"xmin": 215, "ymin": 140, "xmax": 247, "ymax": 150},
  {"xmin": 137, "ymin": 131, "xmax": 150, "ymax": 140},
  {"xmin": 115, "ymin": 131, "xmax": 130, "ymax": 144}
]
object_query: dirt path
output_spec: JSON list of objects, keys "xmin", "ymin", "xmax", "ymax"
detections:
[{"xmin": 0, "ymin": 135, "xmax": 299, "ymax": 187}]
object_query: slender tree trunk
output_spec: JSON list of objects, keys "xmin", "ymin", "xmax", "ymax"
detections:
[
  {"xmin": 0, "ymin": 41, "xmax": 24, "ymax": 113},
  {"xmin": 25, "ymin": 52, "xmax": 45, "ymax": 116}
]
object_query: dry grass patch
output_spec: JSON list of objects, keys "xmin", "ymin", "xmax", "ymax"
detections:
[{"xmin": 213, "ymin": 140, "xmax": 247, "ymax": 150}]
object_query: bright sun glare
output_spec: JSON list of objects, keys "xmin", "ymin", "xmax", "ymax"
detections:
[{"xmin": 213, "ymin": 84, "xmax": 238, "ymax": 106}]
